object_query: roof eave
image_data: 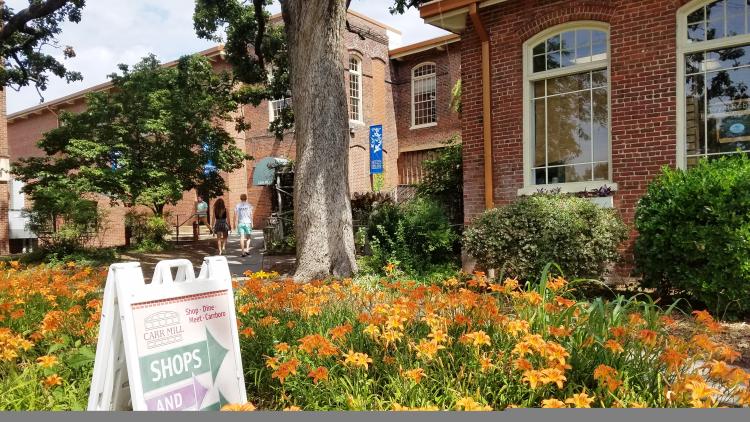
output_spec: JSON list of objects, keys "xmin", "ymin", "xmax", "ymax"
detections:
[{"xmin": 420, "ymin": 0, "xmax": 509, "ymax": 33}]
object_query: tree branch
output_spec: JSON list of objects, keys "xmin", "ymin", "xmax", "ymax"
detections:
[
  {"xmin": 252, "ymin": 0, "xmax": 265, "ymax": 71},
  {"xmin": 0, "ymin": 0, "xmax": 71, "ymax": 43}
]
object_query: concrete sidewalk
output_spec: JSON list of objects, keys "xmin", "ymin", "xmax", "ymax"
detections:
[{"xmin": 119, "ymin": 230, "xmax": 295, "ymax": 280}]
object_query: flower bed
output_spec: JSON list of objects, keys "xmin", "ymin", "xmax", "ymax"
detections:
[
  {"xmin": 234, "ymin": 271, "xmax": 750, "ymax": 410},
  {"xmin": 0, "ymin": 261, "xmax": 105, "ymax": 410},
  {"xmin": 1, "ymin": 262, "xmax": 749, "ymax": 410}
]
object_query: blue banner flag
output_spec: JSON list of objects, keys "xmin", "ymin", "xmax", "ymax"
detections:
[{"xmin": 369, "ymin": 125, "xmax": 383, "ymax": 175}]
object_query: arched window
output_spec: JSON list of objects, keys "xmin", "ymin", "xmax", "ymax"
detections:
[
  {"xmin": 349, "ymin": 56, "xmax": 363, "ymax": 122},
  {"xmin": 523, "ymin": 23, "xmax": 610, "ymax": 189},
  {"xmin": 678, "ymin": 0, "xmax": 750, "ymax": 168},
  {"xmin": 412, "ymin": 63, "xmax": 437, "ymax": 128}
]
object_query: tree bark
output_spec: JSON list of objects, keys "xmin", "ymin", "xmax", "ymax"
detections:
[{"xmin": 280, "ymin": 0, "xmax": 358, "ymax": 281}]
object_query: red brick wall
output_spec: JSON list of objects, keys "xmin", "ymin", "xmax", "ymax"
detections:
[
  {"xmin": 392, "ymin": 46, "xmax": 463, "ymax": 153},
  {"xmin": 459, "ymin": 0, "xmax": 691, "ymax": 229},
  {"xmin": 0, "ymin": 87, "xmax": 8, "ymax": 254}
]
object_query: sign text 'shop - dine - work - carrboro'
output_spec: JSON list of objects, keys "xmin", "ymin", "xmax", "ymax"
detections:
[{"xmin": 87, "ymin": 257, "xmax": 247, "ymax": 411}]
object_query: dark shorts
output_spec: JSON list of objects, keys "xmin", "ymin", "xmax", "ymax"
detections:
[{"xmin": 214, "ymin": 219, "xmax": 230, "ymax": 234}]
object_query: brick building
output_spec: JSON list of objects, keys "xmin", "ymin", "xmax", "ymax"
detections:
[
  {"xmin": 2, "ymin": 10, "xmax": 462, "ymax": 252},
  {"xmin": 419, "ymin": 0, "xmax": 745, "ymax": 242}
]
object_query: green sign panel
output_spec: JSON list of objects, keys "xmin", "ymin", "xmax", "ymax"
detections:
[{"xmin": 139, "ymin": 328, "xmax": 228, "ymax": 393}]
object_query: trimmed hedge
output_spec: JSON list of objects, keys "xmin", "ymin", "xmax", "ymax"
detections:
[
  {"xmin": 463, "ymin": 195, "xmax": 627, "ymax": 281},
  {"xmin": 635, "ymin": 155, "xmax": 750, "ymax": 317}
]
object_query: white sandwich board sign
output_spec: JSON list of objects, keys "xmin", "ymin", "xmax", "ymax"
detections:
[{"xmin": 87, "ymin": 256, "xmax": 247, "ymax": 411}]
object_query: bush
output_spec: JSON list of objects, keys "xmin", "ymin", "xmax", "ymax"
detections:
[
  {"xmin": 24, "ymin": 182, "xmax": 107, "ymax": 257},
  {"xmin": 125, "ymin": 211, "xmax": 171, "ymax": 251},
  {"xmin": 351, "ymin": 192, "xmax": 394, "ymax": 225},
  {"xmin": 363, "ymin": 198, "xmax": 458, "ymax": 274},
  {"xmin": 416, "ymin": 137, "xmax": 463, "ymax": 225},
  {"xmin": 635, "ymin": 155, "xmax": 750, "ymax": 317},
  {"xmin": 463, "ymin": 195, "xmax": 627, "ymax": 281}
]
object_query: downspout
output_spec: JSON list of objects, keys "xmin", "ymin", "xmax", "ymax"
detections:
[{"xmin": 468, "ymin": 3, "xmax": 494, "ymax": 209}]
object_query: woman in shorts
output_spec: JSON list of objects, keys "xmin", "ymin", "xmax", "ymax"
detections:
[{"xmin": 212, "ymin": 198, "xmax": 231, "ymax": 255}]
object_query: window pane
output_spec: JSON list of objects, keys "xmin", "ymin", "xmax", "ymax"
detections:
[
  {"xmin": 706, "ymin": 0, "xmax": 726, "ymax": 40},
  {"xmin": 686, "ymin": 52, "xmax": 705, "ymax": 74},
  {"xmin": 709, "ymin": 45, "xmax": 750, "ymax": 69},
  {"xmin": 561, "ymin": 31, "xmax": 575, "ymax": 67},
  {"xmin": 575, "ymin": 29, "xmax": 592, "ymax": 64},
  {"xmin": 547, "ymin": 72, "xmax": 591, "ymax": 95},
  {"xmin": 534, "ymin": 99, "xmax": 546, "ymax": 167},
  {"xmin": 547, "ymin": 90, "xmax": 590, "ymax": 166},
  {"xmin": 727, "ymin": 0, "xmax": 745, "ymax": 36},
  {"xmin": 591, "ymin": 30, "xmax": 607, "ymax": 60},
  {"xmin": 688, "ymin": 7, "xmax": 706, "ymax": 24},
  {"xmin": 706, "ymin": 66, "xmax": 750, "ymax": 153},
  {"xmin": 593, "ymin": 87, "xmax": 609, "ymax": 162},
  {"xmin": 534, "ymin": 80, "xmax": 545, "ymax": 98},
  {"xmin": 575, "ymin": 29, "xmax": 591, "ymax": 50},
  {"xmin": 688, "ymin": 22, "xmax": 706, "ymax": 42},
  {"xmin": 593, "ymin": 162, "xmax": 609, "ymax": 181},
  {"xmin": 547, "ymin": 51, "xmax": 561, "ymax": 70},
  {"xmin": 685, "ymin": 74, "xmax": 706, "ymax": 156},
  {"xmin": 533, "ymin": 54, "xmax": 546, "ymax": 73},
  {"xmin": 533, "ymin": 42, "xmax": 545, "ymax": 55},
  {"xmin": 534, "ymin": 168, "xmax": 547, "ymax": 185},
  {"xmin": 547, "ymin": 34, "xmax": 561, "ymax": 52},
  {"xmin": 592, "ymin": 69, "xmax": 607, "ymax": 88},
  {"xmin": 548, "ymin": 164, "xmax": 590, "ymax": 184}
]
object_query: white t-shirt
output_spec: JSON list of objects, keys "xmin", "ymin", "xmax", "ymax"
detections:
[{"xmin": 235, "ymin": 201, "xmax": 254, "ymax": 225}]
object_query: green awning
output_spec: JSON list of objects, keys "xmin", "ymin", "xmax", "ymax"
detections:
[{"xmin": 252, "ymin": 157, "xmax": 289, "ymax": 186}]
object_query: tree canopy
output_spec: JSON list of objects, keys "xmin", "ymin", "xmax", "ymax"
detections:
[
  {"xmin": 13, "ymin": 54, "xmax": 248, "ymax": 215},
  {"xmin": 0, "ymin": 0, "xmax": 86, "ymax": 96},
  {"xmin": 192, "ymin": 0, "xmax": 431, "ymax": 137}
]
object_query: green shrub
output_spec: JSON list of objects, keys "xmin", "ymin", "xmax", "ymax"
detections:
[
  {"xmin": 363, "ymin": 198, "xmax": 458, "ymax": 274},
  {"xmin": 125, "ymin": 211, "xmax": 171, "ymax": 251},
  {"xmin": 416, "ymin": 137, "xmax": 463, "ymax": 225},
  {"xmin": 351, "ymin": 192, "xmax": 394, "ymax": 225},
  {"xmin": 463, "ymin": 195, "xmax": 627, "ymax": 281},
  {"xmin": 635, "ymin": 155, "xmax": 750, "ymax": 317},
  {"xmin": 23, "ymin": 181, "xmax": 107, "ymax": 257}
]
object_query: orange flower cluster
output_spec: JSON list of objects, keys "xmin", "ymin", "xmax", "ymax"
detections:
[
  {"xmin": 232, "ymin": 271, "xmax": 750, "ymax": 410},
  {"xmin": 0, "ymin": 261, "xmax": 105, "ymax": 392}
]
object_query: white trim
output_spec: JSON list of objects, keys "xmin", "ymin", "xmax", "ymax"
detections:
[
  {"xmin": 348, "ymin": 55, "xmax": 363, "ymax": 123},
  {"xmin": 675, "ymin": 0, "xmax": 750, "ymax": 169},
  {"xmin": 410, "ymin": 122, "xmax": 438, "ymax": 130},
  {"xmin": 522, "ymin": 21, "xmax": 613, "ymax": 190},
  {"xmin": 411, "ymin": 62, "xmax": 438, "ymax": 128},
  {"xmin": 517, "ymin": 181, "xmax": 618, "ymax": 196}
]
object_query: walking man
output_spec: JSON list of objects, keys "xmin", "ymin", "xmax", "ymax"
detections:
[
  {"xmin": 195, "ymin": 195, "xmax": 213, "ymax": 234},
  {"xmin": 234, "ymin": 194, "xmax": 254, "ymax": 257}
]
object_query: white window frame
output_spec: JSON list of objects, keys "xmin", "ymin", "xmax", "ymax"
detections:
[
  {"xmin": 519, "ymin": 21, "xmax": 615, "ymax": 195},
  {"xmin": 349, "ymin": 55, "xmax": 363, "ymax": 123},
  {"xmin": 268, "ymin": 98, "xmax": 291, "ymax": 123},
  {"xmin": 411, "ymin": 62, "xmax": 438, "ymax": 129},
  {"xmin": 676, "ymin": 0, "xmax": 750, "ymax": 169}
]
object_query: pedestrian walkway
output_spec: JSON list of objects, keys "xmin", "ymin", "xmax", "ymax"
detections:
[{"xmin": 119, "ymin": 230, "xmax": 295, "ymax": 280}]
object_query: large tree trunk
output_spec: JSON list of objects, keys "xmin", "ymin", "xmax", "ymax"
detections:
[{"xmin": 281, "ymin": 0, "xmax": 358, "ymax": 281}]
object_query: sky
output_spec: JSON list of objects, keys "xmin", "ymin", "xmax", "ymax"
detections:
[{"xmin": 5, "ymin": 0, "xmax": 449, "ymax": 114}]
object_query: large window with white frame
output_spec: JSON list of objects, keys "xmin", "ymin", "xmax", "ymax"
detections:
[
  {"xmin": 412, "ymin": 63, "xmax": 437, "ymax": 128},
  {"xmin": 524, "ymin": 24, "xmax": 610, "ymax": 188},
  {"xmin": 678, "ymin": 0, "xmax": 750, "ymax": 168},
  {"xmin": 349, "ymin": 56, "xmax": 363, "ymax": 122}
]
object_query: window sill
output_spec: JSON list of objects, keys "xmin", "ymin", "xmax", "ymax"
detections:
[
  {"xmin": 410, "ymin": 122, "xmax": 437, "ymax": 130},
  {"xmin": 517, "ymin": 181, "xmax": 618, "ymax": 196}
]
